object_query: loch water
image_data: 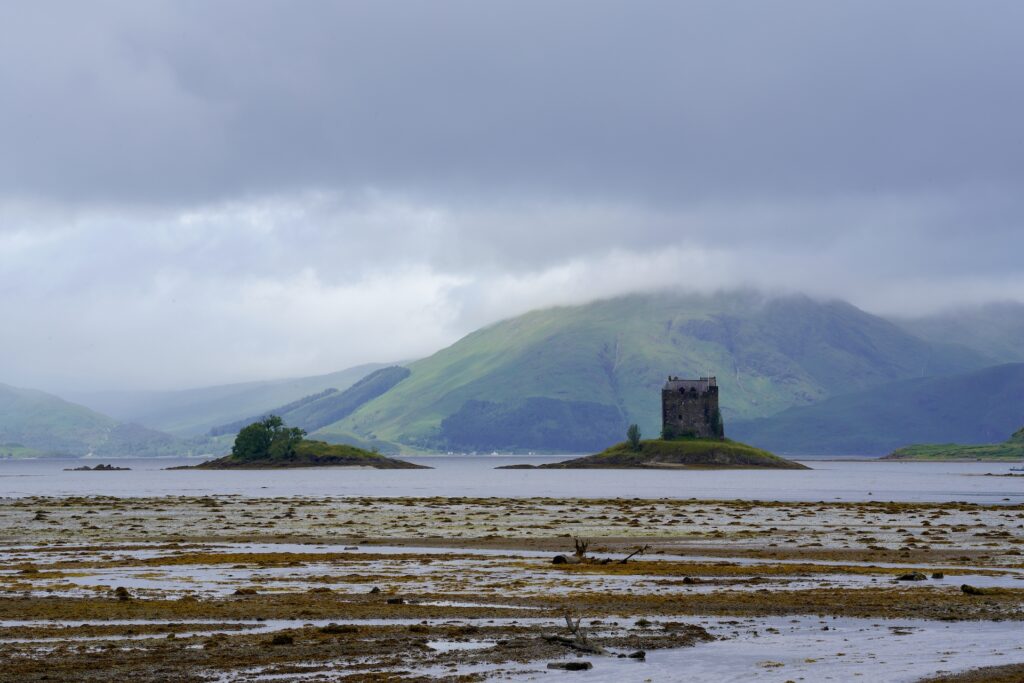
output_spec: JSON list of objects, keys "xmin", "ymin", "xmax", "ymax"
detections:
[{"xmin": 0, "ymin": 456, "xmax": 1021, "ymax": 503}]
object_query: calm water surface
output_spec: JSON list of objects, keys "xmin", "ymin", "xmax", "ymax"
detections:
[{"xmin": 0, "ymin": 456, "xmax": 1021, "ymax": 503}]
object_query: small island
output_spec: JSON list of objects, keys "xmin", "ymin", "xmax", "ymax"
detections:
[
  {"xmin": 883, "ymin": 427, "xmax": 1024, "ymax": 462},
  {"xmin": 64, "ymin": 463, "xmax": 131, "ymax": 471},
  {"xmin": 500, "ymin": 376, "xmax": 808, "ymax": 470},
  {"xmin": 173, "ymin": 416, "xmax": 429, "ymax": 470},
  {"xmin": 520, "ymin": 437, "xmax": 809, "ymax": 470}
]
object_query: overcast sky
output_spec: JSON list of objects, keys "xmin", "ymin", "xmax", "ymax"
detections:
[{"xmin": 2, "ymin": 1, "xmax": 1023, "ymax": 392}]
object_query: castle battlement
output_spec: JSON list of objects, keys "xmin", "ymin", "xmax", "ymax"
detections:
[
  {"xmin": 663, "ymin": 376, "xmax": 717, "ymax": 393},
  {"xmin": 662, "ymin": 375, "xmax": 724, "ymax": 439}
]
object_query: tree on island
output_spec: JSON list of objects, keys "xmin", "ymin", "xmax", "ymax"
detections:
[
  {"xmin": 710, "ymin": 408, "xmax": 724, "ymax": 439},
  {"xmin": 231, "ymin": 415, "xmax": 306, "ymax": 461},
  {"xmin": 626, "ymin": 424, "xmax": 642, "ymax": 451}
]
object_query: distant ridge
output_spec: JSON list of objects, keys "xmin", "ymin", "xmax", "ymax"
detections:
[
  {"xmin": 16, "ymin": 291, "xmax": 1021, "ymax": 457},
  {"xmin": 731, "ymin": 363, "xmax": 1024, "ymax": 455},
  {"xmin": 68, "ymin": 362, "xmax": 391, "ymax": 436},
  {"xmin": 893, "ymin": 302, "xmax": 1024, "ymax": 363},
  {"xmin": 208, "ymin": 388, "xmax": 340, "ymax": 436},
  {"xmin": 313, "ymin": 291, "xmax": 989, "ymax": 453},
  {"xmin": 0, "ymin": 382, "xmax": 188, "ymax": 458},
  {"xmin": 209, "ymin": 366, "xmax": 411, "ymax": 437}
]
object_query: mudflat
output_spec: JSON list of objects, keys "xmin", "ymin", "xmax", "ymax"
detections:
[{"xmin": 0, "ymin": 495, "xmax": 1022, "ymax": 681}]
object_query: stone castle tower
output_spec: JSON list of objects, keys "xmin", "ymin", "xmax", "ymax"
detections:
[{"xmin": 661, "ymin": 376, "xmax": 724, "ymax": 439}]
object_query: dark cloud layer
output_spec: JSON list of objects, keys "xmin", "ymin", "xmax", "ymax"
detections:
[
  {"xmin": 3, "ymin": 1, "xmax": 1022, "ymax": 204},
  {"xmin": 0, "ymin": 2, "xmax": 1022, "ymax": 391}
]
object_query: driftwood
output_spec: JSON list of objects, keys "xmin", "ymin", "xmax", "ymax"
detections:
[
  {"xmin": 553, "ymin": 539, "xmax": 651, "ymax": 565},
  {"xmin": 552, "ymin": 536, "xmax": 592, "ymax": 565},
  {"xmin": 542, "ymin": 612, "xmax": 608, "ymax": 655},
  {"xmin": 620, "ymin": 544, "xmax": 651, "ymax": 564}
]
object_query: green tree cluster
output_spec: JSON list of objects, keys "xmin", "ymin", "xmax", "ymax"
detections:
[{"xmin": 231, "ymin": 415, "xmax": 305, "ymax": 461}]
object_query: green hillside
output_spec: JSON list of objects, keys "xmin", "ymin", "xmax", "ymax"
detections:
[
  {"xmin": 731, "ymin": 363, "xmax": 1024, "ymax": 455},
  {"xmin": 209, "ymin": 366, "xmax": 411, "ymax": 451},
  {"xmin": 315, "ymin": 291, "xmax": 987, "ymax": 452},
  {"xmin": 893, "ymin": 302, "xmax": 1024, "ymax": 363},
  {"xmin": 0, "ymin": 383, "xmax": 190, "ymax": 457},
  {"xmin": 69, "ymin": 363, "xmax": 388, "ymax": 436},
  {"xmin": 883, "ymin": 430, "xmax": 1024, "ymax": 461}
]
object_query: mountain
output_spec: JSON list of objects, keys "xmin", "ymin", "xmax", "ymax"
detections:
[
  {"xmin": 0, "ymin": 383, "xmax": 190, "ymax": 457},
  {"xmin": 209, "ymin": 366, "xmax": 411, "ymax": 441},
  {"xmin": 730, "ymin": 363, "xmax": 1024, "ymax": 455},
  {"xmin": 68, "ymin": 363, "xmax": 389, "ymax": 436},
  {"xmin": 313, "ymin": 291, "xmax": 989, "ymax": 452},
  {"xmin": 893, "ymin": 302, "xmax": 1024, "ymax": 363}
]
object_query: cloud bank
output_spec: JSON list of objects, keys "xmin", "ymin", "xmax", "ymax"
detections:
[{"xmin": 1, "ymin": 2, "xmax": 1022, "ymax": 390}]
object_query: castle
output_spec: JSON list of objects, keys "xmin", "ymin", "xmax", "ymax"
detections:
[{"xmin": 661, "ymin": 376, "xmax": 724, "ymax": 439}]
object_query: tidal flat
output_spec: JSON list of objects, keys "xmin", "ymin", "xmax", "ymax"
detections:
[{"xmin": 0, "ymin": 495, "xmax": 1022, "ymax": 681}]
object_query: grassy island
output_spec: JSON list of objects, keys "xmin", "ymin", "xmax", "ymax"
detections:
[
  {"xmin": 883, "ymin": 427, "xmax": 1024, "ymax": 462},
  {"xmin": 176, "ymin": 416, "xmax": 429, "ymax": 470},
  {"xmin": 504, "ymin": 438, "xmax": 809, "ymax": 470}
]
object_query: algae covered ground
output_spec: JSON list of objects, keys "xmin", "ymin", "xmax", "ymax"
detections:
[
  {"xmin": 0, "ymin": 494, "xmax": 1022, "ymax": 681},
  {"xmin": 532, "ymin": 438, "xmax": 809, "ymax": 469}
]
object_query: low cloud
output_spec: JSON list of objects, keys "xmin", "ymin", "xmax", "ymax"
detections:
[
  {"xmin": 2, "ymin": 188, "xmax": 1022, "ymax": 391},
  {"xmin": 1, "ymin": 2, "xmax": 1022, "ymax": 391}
]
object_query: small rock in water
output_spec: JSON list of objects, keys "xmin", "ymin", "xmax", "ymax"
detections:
[
  {"xmin": 627, "ymin": 650, "xmax": 646, "ymax": 660},
  {"xmin": 369, "ymin": 586, "xmax": 381, "ymax": 594},
  {"xmin": 547, "ymin": 661, "xmax": 593, "ymax": 671},
  {"xmin": 895, "ymin": 572, "xmax": 927, "ymax": 581},
  {"xmin": 931, "ymin": 572, "xmax": 944, "ymax": 579}
]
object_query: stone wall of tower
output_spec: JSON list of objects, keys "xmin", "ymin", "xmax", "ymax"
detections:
[{"xmin": 661, "ymin": 384, "xmax": 722, "ymax": 439}]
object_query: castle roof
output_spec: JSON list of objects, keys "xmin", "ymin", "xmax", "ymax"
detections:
[{"xmin": 664, "ymin": 376, "xmax": 717, "ymax": 392}]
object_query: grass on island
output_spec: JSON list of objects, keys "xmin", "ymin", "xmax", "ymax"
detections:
[
  {"xmin": 182, "ymin": 439, "xmax": 429, "ymax": 470},
  {"xmin": 534, "ymin": 437, "xmax": 810, "ymax": 470},
  {"xmin": 884, "ymin": 427, "xmax": 1024, "ymax": 462}
]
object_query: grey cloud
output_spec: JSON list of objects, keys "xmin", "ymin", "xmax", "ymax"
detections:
[
  {"xmin": 2, "ymin": 1, "xmax": 1023, "ymax": 206},
  {"xmin": 1, "ymin": 2, "xmax": 1023, "ymax": 392}
]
